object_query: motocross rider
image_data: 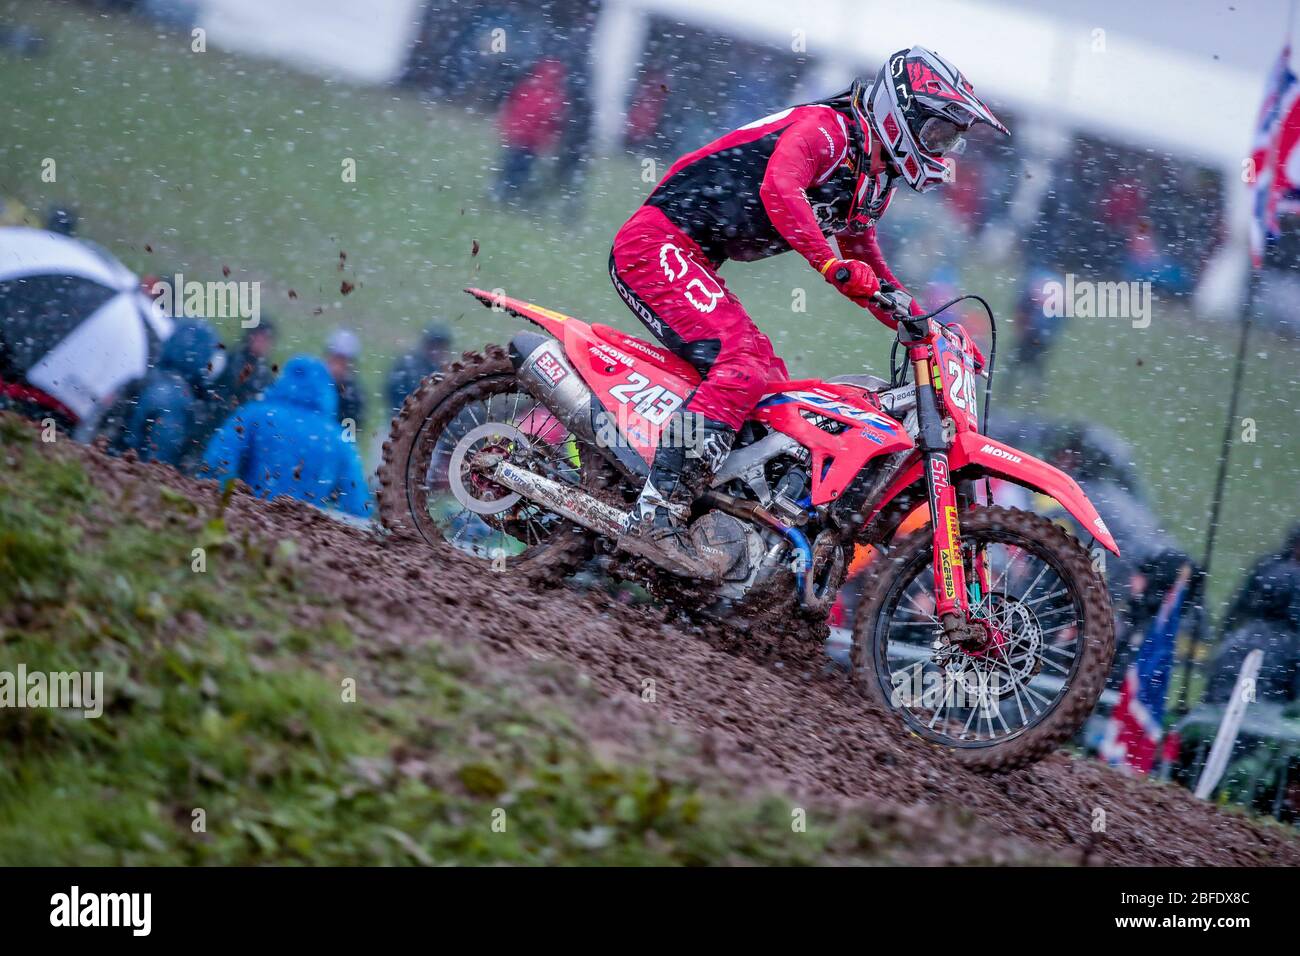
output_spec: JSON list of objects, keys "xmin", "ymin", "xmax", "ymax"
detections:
[{"xmin": 610, "ymin": 45, "xmax": 1009, "ymax": 575}]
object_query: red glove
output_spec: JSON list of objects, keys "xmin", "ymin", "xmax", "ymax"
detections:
[{"xmin": 821, "ymin": 258, "xmax": 880, "ymax": 300}]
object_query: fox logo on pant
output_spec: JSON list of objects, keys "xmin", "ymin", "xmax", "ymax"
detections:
[{"xmin": 659, "ymin": 243, "xmax": 725, "ymax": 314}]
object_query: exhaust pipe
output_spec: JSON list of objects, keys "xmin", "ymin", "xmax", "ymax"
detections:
[
  {"xmin": 478, "ymin": 454, "xmax": 720, "ymax": 579},
  {"xmin": 483, "ymin": 454, "xmax": 630, "ymax": 540},
  {"xmin": 508, "ymin": 331, "xmax": 650, "ymax": 480},
  {"xmin": 509, "ymin": 332, "xmax": 603, "ymax": 450}
]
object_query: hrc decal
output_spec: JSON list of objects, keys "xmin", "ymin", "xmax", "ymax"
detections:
[{"xmin": 758, "ymin": 391, "xmax": 898, "ymax": 432}]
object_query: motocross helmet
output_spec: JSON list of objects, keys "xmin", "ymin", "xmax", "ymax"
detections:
[
  {"xmin": 821, "ymin": 78, "xmax": 894, "ymax": 233},
  {"xmin": 867, "ymin": 46, "xmax": 1009, "ymax": 194}
]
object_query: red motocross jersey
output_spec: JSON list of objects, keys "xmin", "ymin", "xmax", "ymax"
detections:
[{"xmin": 644, "ymin": 103, "xmax": 910, "ymax": 305}]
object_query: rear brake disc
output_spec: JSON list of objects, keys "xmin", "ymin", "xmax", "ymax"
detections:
[{"xmin": 446, "ymin": 421, "xmax": 530, "ymax": 515}]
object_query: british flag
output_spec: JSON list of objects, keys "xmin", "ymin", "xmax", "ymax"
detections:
[
  {"xmin": 1249, "ymin": 44, "xmax": 1300, "ymax": 267},
  {"xmin": 1099, "ymin": 563, "xmax": 1193, "ymax": 773}
]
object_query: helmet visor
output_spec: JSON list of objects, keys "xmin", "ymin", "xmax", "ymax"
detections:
[{"xmin": 917, "ymin": 116, "xmax": 966, "ymax": 154}]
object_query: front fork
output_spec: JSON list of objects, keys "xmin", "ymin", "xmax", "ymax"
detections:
[
  {"xmin": 924, "ymin": 452, "xmax": 967, "ymax": 620},
  {"xmin": 907, "ymin": 338, "xmax": 989, "ymax": 634}
]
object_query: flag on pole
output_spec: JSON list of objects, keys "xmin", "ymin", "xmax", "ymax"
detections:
[
  {"xmin": 1249, "ymin": 44, "xmax": 1299, "ymax": 266},
  {"xmin": 1099, "ymin": 563, "xmax": 1193, "ymax": 773}
]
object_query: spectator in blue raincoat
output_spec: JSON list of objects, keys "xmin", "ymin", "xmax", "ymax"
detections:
[
  {"xmin": 200, "ymin": 355, "xmax": 373, "ymax": 518},
  {"xmin": 122, "ymin": 318, "xmax": 222, "ymax": 467}
]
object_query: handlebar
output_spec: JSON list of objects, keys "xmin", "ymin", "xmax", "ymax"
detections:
[
  {"xmin": 828, "ymin": 266, "xmax": 1000, "ymax": 429},
  {"xmin": 832, "ymin": 265, "xmax": 912, "ymax": 317}
]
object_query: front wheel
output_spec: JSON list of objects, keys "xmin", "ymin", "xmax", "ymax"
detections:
[{"xmin": 853, "ymin": 506, "xmax": 1114, "ymax": 772}]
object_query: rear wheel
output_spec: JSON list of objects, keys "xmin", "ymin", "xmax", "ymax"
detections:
[
  {"xmin": 377, "ymin": 346, "xmax": 613, "ymax": 581},
  {"xmin": 853, "ymin": 506, "xmax": 1114, "ymax": 772}
]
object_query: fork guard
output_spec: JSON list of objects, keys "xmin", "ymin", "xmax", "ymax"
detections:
[{"xmin": 864, "ymin": 432, "xmax": 1122, "ymax": 556}]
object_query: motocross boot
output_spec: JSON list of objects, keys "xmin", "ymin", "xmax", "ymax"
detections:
[{"xmin": 631, "ymin": 413, "xmax": 741, "ymax": 579}]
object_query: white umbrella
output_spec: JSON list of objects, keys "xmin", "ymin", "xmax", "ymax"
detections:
[{"xmin": 0, "ymin": 227, "xmax": 172, "ymax": 422}]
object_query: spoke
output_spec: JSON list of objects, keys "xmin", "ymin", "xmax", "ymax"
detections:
[
  {"xmin": 1004, "ymin": 661, "xmax": 1030, "ymax": 725},
  {"xmin": 537, "ymin": 447, "xmax": 582, "ymax": 477},
  {"xmin": 891, "ymin": 662, "xmax": 925, "ymax": 709},
  {"xmin": 1040, "ymin": 623, "xmax": 1079, "ymax": 639},
  {"xmin": 997, "ymin": 666, "xmax": 1046, "ymax": 717},
  {"xmin": 1014, "ymin": 676, "xmax": 1052, "ymax": 711},
  {"xmin": 900, "ymin": 593, "xmax": 940, "ymax": 623},
  {"xmin": 895, "ymin": 604, "xmax": 935, "ymax": 619},
  {"xmin": 961, "ymin": 693, "xmax": 981, "ymax": 735},
  {"xmin": 927, "ymin": 675, "xmax": 953, "ymax": 730},
  {"xmin": 449, "ymin": 409, "xmax": 478, "ymax": 440},
  {"xmin": 987, "ymin": 677, "xmax": 1012, "ymax": 736},
  {"xmin": 522, "ymin": 510, "xmax": 540, "ymax": 548},
  {"xmin": 1040, "ymin": 644, "xmax": 1078, "ymax": 665},
  {"xmin": 1038, "ymin": 654, "xmax": 1070, "ymax": 676},
  {"xmin": 1015, "ymin": 560, "xmax": 1052, "ymax": 606},
  {"xmin": 965, "ymin": 668, "xmax": 1010, "ymax": 738},
  {"xmin": 990, "ymin": 546, "xmax": 1022, "ymax": 596},
  {"xmin": 1034, "ymin": 604, "xmax": 1077, "ymax": 619},
  {"xmin": 527, "ymin": 510, "xmax": 549, "ymax": 548},
  {"xmin": 1023, "ymin": 587, "xmax": 1068, "ymax": 609}
]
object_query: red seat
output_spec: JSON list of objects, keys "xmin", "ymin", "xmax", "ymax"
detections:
[{"xmin": 590, "ymin": 323, "xmax": 700, "ymax": 380}]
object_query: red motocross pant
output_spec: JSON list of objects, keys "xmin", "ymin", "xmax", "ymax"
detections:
[{"xmin": 609, "ymin": 205, "xmax": 788, "ymax": 431}]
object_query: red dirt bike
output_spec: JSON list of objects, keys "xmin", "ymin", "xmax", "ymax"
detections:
[{"xmin": 380, "ymin": 282, "xmax": 1116, "ymax": 771}]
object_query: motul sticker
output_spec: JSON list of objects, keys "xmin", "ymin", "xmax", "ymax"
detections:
[
  {"xmin": 980, "ymin": 443, "xmax": 1022, "ymax": 464},
  {"xmin": 590, "ymin": 342, "xmax": 634, "ymax": 367}
]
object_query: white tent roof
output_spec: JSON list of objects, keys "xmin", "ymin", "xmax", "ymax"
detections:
[
  {"xmin": 620, "ymin": 0, "xmax": 1285, "ymax": 172},
  {"xmin": 198, "ymin": 0, "xmax": 425, "ymax": 84}
]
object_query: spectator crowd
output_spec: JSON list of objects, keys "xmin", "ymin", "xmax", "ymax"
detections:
[{"xmin": 0, "ymin": 225, "xmax": 461, "ymax": 522}]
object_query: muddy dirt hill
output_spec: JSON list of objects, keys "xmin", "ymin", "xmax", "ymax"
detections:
[{"xmin": 10, "ymin": 424, "xmax": 1298, "ymax": 866}]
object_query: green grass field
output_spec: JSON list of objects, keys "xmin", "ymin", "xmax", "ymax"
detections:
[{"xmin": 1, "ymin": 0, "xmax": 1296, "ymax": 613}]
